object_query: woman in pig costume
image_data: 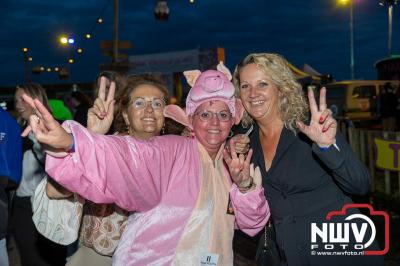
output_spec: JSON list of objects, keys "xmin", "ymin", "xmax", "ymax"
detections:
[{"xmin": 21, "ymin": 62, "xmax": 269, "ymax": 265}]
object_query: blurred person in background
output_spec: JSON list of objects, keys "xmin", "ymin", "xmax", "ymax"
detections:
[
  {"xmin": 11, "ymin": 83, "xmax": 66, "ymax": 266},
  {"xmin": 378, "ymin": 82, "xmax": 397, "ymax": 131},
  {"xmin": 0, "ymin": 107, "xmax": 22, "ymax": 266},
  {"xmin": 70, "ymin": 90, "xmax": 93, "ymax": 127}
]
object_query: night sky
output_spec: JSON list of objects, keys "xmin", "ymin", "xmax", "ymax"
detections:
[{"xmin": 1, "ymin": 0, "xmax": 399, "ymax": 86}]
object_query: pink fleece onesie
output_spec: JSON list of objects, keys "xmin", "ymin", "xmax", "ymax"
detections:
[{"xmin": 45, "ymin": 120, "xmax": 269, "ymax": 265}]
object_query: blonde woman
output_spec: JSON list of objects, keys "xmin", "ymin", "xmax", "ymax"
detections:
[{"xmin": 233, "ymin": 53, "xmax": 382, "ymax": 266}]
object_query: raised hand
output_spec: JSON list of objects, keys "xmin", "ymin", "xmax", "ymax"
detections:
[
  {"xmin": 297, "ymin": 87, "xmax": 337, "ymax": 147},
  {"xmin": 229, "ymin": 134, "xmax": 250, "ymax": 154},
  {"xmin": 223, "ymin": 140, "xmax": 255, "ymax": 192},
  {"xmin": 87, "ymin": 76, "xmax": 116, "ymax": 134},
  {"xmin": 21, "ymin": 94, "xmax": 73, "ymax": 152},
  {"xmin": 181, "ymin": 126, "xmax": 195, "ymax": 138}
]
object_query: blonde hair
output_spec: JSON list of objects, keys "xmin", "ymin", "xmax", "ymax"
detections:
[{"xmin": 233, "ymin": 53, "xmax": 308, "ymax": 131}]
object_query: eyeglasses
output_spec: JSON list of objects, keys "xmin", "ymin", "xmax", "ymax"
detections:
[
  {"xmin": 131, "ymin": 97, "xmax": 165, "ymax": 111},
  {"xmin": 194, "ymin": 110, "xmax": 232, "ymax": 122}
]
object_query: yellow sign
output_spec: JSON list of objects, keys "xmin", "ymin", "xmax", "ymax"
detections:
[{"xmin": 374, "ymin": 138, "xmax": 400, "ymax": 171}]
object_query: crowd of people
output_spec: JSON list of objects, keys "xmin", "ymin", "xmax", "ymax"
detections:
[{"xmin": 0, "ymin": 53, "xmax": 383, "ymax": 266}]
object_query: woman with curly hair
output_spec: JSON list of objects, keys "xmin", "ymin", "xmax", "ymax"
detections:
[{"xmin": 233, "ymin": 53, "xmax": 383, "ymax": 266}]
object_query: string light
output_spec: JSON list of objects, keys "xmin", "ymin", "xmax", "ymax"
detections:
[
  {"xmin": 155, "ymin": 1, "xmax": 170, "ymax": 21},
  {"xmin": 22, "ymin": 47, "xmax": 28, "ymax": 52},
  {"xmin": 32, "ymin": 0, "xmax": 112, "ymax": 74},
  {"xmin": 60, "ymin": 36, "xmax": 68, "ymax": 45}
]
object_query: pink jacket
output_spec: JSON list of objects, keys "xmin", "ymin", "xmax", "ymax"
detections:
[{"xmin": 46, "ymin": 121, "xmax": 269, "ymax": 265}]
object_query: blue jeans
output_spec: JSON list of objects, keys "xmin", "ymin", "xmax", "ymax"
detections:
[{"xmin": 0, "ymin": 238, "xmax": 9, "ymax": 266}]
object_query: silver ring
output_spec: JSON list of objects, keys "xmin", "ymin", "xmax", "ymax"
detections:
[{"xmin": 34, "ymin": 114, "xmax": 40, "ymax": 123}]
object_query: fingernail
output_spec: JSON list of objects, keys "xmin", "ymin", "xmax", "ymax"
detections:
[
  {"xmin": 322, "ymin": 127, "xmax": 326, "ymax": 132},
  {"xmin": 319, "ymin": 116, "xmax": 324, "ymax": 123}
]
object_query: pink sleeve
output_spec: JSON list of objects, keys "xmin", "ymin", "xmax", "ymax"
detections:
[
  {"xmin": 230, "ymin": 185, "xmax": 270, "ymax": 236},
  {"xmin": 45, "ymin": 121, "xmax": 188, "ymax": 212}
]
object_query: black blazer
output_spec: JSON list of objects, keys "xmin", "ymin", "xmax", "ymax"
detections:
[{"xmin": 247, "ymin": 124, "xmax": 383, "ymax": 266}]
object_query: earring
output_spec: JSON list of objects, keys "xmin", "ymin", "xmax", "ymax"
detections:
[
  {"xmin": 228, "ymin": 130, "xmax": 234, "ymax": 138},
  {"xmin": 126, "ymin": 124, "xmax": 131, "ymax": 135}
]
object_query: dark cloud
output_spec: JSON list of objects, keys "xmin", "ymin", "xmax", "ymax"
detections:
[{"xmin": 0, "ymin": 0, "xmax": 399, "ymax": 86}]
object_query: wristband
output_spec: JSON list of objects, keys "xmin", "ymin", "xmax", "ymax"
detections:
[
  {"xmin": 319, "ymin": 145, "xmax": 330, "ymax": 151},
  {"xmin": 318, "ymin": 139, "xmax": 338, "ymax": 152},
  {"xmin": 238, "ymin": 177, "xmax": 254, "ymax": 192},
  {"xmin": 67, "ymin": 134, "xmax": 75, "ymax": 152}
]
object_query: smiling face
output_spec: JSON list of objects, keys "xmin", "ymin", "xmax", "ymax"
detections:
[
  {"xmin": 14, "ymin": 87, "xmax": 35, "ymax": 122},
  {"xmin": 191, "ymin": 101, "xmax": 234, "ymax": 158},
  {"xmin": 123, "ymin": 84, "xmax": 165, "ymax": 140},
  {"xmin": 238, "ymin": 63, "xmax": 281, "ymax": 123}
]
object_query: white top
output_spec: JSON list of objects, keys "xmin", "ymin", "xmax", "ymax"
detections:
[{"xmin": 16, "ymin": 133, "xmax": 46, "ymax": 198}]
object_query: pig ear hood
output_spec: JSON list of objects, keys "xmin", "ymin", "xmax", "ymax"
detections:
[
  {"xmin": 216, "ymin": 61, "xmax": 232, "ymax": 81},
  {"xmin": 183, "ymin": 70, "xmax": 202, "ymax": 87},
  {"xmin": 185, "ymin": 61, "xmax": 236, "ymax": 117},
  {"xmin": 166, "ymin": 61, "xmax": 242, "ymax": 128},
  {"xmin": 163, "ymin": 105, "xmax": 192, "ymax": 130}
]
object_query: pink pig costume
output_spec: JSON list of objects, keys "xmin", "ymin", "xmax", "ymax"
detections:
[{"xmin": 45, "ymin": 63, "xmax": 269, "ymax": 265}]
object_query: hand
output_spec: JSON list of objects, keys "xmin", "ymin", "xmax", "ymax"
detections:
[
  {"xmin": 181, "ymin": 127, "xmax": 195, "ymax": 138},
  {"xmin": 87, "ymin": 76, "xmax": 116, "ymax": 134},
  {"xmin": 250, "ymin": 163, "xmax": 262, "ymax": 188},
  {"xmin": 21, "ymin": 94, "xmax": 73, "ymax": 152},
  {"xmin": 229, "ymin": 134, "xmax": 250, "ymax": 154},
  {"xmin": 223, "ymin": 140, "xmax": 254, "ymax": 191},
  {"xmin": 297, "ymin": 87, "xmax": 337, "ymax": 147}
]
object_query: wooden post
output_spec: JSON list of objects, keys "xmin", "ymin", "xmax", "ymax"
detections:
[
  {"xmin": 383, "ymin": 132, "xmax": 391, "ymax": 195},
  {"xmin": 113, "ymin": 0, "xmax": 119, "ymax": 63},
  {"xmin": 348, "ymin": 128, "xmax": 355, "ymax": 153},
  {"xmin": 359, "ymin": 130, "xmax": 366, "ymax": 164},
  {"xmin": 367, "ymin": 131, "xmax": 375, "ymax": 192},
  {"xmin": 348, "ymin": 128, "xmax": 361, "ymax": 160},
  {"xmin": 397, "ymin": 133, "xmax": 400, "ymax": 198}
]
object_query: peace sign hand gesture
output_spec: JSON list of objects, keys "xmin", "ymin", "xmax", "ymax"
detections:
[
  {"xmin": 297, "ymin": 87, "xmax": 337, "ymax": 147},
  {"xmin": 223, "ymin": 141, "xmax": 262, "ymax": 193},
  {"xmin": 21, "ymin": 94, "xmax": 73, "ymax": 152},
  {"xmin": 87, "ymin": 76, "xmax": 116, "ymax": 134}
]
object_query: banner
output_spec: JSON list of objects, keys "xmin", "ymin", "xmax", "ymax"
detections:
[
  {"xmin": 128, "ymin": 49, "xmax": 200, "ymax": 74},
  {"xmin": 374, "ymin": 138, "xmax": 400, "ymax": 171}
]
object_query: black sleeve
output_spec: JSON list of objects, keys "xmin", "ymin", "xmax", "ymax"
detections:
[
  {"xmin": 73, "ymin": 106, "xmax": 89, "ymax": 127},
  {"xmin": 231, "ymin": 124, "xmax": 250, "ymax": 135},
  {"xmin": 311, "ymin": 133, "xmax": 370, "ymax": 195}
]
